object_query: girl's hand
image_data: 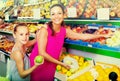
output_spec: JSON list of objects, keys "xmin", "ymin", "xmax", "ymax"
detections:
[{"xmin": 34, "ymin": 57, "xmax": 44, "ymax": 66}]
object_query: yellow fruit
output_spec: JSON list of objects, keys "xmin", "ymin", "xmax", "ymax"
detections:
[
  {"xmin": 78, "ymin": 57, "xmax": 84, "ymax": 64},
  {"xmin": 66, "ymin": 71, "xmax": 72, "ymax": 77},
  {"xmin": 61, "ymin": 67, "xmax": 68, "ymax": 74},
  {"xmin": 83, "ymin": 61, "xmax": 89, "ymax": 67},
  {"xmin": 56, "ymin": 65, "xmax": 62, "ymax": 71},
  {"xmin": 104, "ymin": 68, "xmax": 112, "ymax": 75},
  {"xmin": 73, "ymin": 55, "xmax": 79, "ymax": 61},
  {"xmin": 70, "ymin": 68, "xmax": 76, "ymax": 73},
  {"xmin": 78, "ymin": 62, "xmax": 83, "ymax": 66}
]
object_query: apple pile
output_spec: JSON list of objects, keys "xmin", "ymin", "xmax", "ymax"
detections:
[{"xmin": 83, "ymin": 0, "xmax": 97, "ymax": 19}]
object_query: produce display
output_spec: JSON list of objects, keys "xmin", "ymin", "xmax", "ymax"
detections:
[
  {"xmin": 69, "ymin": 62, "xmax": 120, "ymax": 81},
  {"xmin": 65, "ymin": 24, "xmax": 120, "ymax": 51},
  {"xmin": 66, "ymin": 24, "xmax": 113, "ymax": 45},
  {"xmin": 0, "ymin": 23, "xmax": 45, "ymax": 53},
  {"xmin": 16, "ymin": 0, "xmax": 59, "ymax": 18},
  {"xmin": 0, "ymin": 35, "xmax": 14, "ymax": 53},
  {"xmin": 0, "ymin": 22, "xmax": 120, "ymax": 52},
  {"xmin": 0, "ymin": 22, "xmax": 44, "ymax": 34},
  {"xmin": 106, "ymin": 28, "xmax": 120, "ymax": 47},
  {"xmin": 83, "ymin": 0, "xmax": 97, "ymax": 19},
  {"xmin": 0, "ymin": 0, "xmax": 120, "ymax": 19},
  {"xmin": 98, "ymin": 0, "xmax": 120, "ymax": 19},
  {"xmin": 55, "ymin": 53, "xmax": 92, "ymax": 81}
]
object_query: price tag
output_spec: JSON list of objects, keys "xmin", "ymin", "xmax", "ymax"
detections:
[
  {"xmin": 97, "ymin": 8, "xmax": 110, "ymax": 20},
  {"xmin": 88, "ymin": 44, "xmax": 92, "ymax": 47},
  {"xmin": 67, "ymin": 7, "xmax": 77, "ymax": 18},
  {"xmin": 33, "ymin": 8, "xmax": 41, "ymax": 19}
]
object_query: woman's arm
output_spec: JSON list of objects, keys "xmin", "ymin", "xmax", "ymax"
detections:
[
  {"xmin": 36, "ymin": 27, "xmax": 70, "ymax": 69},
  {"xmin": 66, "ymin": 28, "xmax": 110, "ymax": 40},
  {"xmin": 25, "ymin": 24, "xmax": 48, "ymax": 47},
  {"xmin": 12, "ymin": 51, "xmax": 39, "ymax": 78},
  {"xmin": 25, "ymin": 38, "xmax": 36, "ymax": 47}
]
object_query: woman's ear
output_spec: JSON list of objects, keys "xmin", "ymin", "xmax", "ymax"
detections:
[{"xmin": 64, "ymin": 12, "xmax": 67, "ymax": 18}]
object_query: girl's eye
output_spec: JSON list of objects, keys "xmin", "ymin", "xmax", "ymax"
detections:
[
  {"xmin": 20, "ymin": 34, "xmax": 23, "ymax": 36},
  {"xmin": 26, "ymin": 33, "xmax": 29, "ymax": 35}
]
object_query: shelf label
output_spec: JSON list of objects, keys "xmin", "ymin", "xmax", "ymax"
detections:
[
  {"xmin": 67, "ymin": 7, "xmax": 77, "ymax": 18},
  {"xmin": 88, "ymin": 44, "xmax": 92, "ymax": 47},
  {"xmin": 33, "ymin": 8, "xmax": 41, "ymax": 19},
  {"xmin": 97, "ymin": 8, "xmax": 110, "ymax": 20}
]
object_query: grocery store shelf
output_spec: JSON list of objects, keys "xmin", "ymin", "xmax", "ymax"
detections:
[
  {"xmin": 64, "ymin": 43, "xmax": 120, "ymax": 59},
  {"xmin": 0, "ymin": 49, "xmax": 10, "ymax": 57},
  {"xmin": 0, "ymin": 30, "xmax": 12, "ymax": 35},
  {"xmin": 5, "ymin": 19, "xmax": 120, "ymax": 26},
  {"xmin": 0, "ymin": 30, "xmax": 34, "ymax": 39},
  {"xmin": 64, "ymin": 19, "xmax": 120, "ymax": 26},
  {"xmin": 3, "ymin": 19, "xmax": 120, "ymax": 59}
]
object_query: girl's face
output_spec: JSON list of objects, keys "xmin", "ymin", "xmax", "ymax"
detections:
[
  {"xmin": 50, "ymin": 6, "xmax": 64, "ymax": 25},
  {"xmin": 14, "ymin": 26, "xmax": 29, "ymax": 45}
]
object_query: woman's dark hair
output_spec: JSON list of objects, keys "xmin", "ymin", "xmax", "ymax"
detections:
[
  {"xmin": 48, "ymin": 4, "xmax": 65, "ymax": 36},
  {"xmin": 50, "ymin": 4, "xmax": 65, "ymax": 14},
  {"xmin": 13, "ymin": 23, "xmax": 27, "ymax": 33}
]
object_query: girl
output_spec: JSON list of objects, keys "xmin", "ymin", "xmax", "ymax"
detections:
[{"xmin": 9, "ymin": 23, "xmax": 43, "ymax": 81}]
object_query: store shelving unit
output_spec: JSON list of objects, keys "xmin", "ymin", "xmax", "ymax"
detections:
[{"xmin": 4, "ymin": 19, "xmax": 120, "ymax": 58}]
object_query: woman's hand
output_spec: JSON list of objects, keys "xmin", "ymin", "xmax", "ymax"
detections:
[
  {"xmin": 61, "ymin": 63, "xmax": 71, "ymax": 70},
  {"xmin": 103, "ymin": 33, "xmax": 113, "ymax": 38}
]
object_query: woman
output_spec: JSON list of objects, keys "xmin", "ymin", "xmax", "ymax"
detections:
[{"xmin": 30, "ymin": 4, "xmax": 111, "ymax": 81}]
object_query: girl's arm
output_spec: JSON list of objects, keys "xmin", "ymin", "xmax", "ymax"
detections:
[
  {"xmin": 12, "ymin": 51, "xmax": 40, "ymax": 78},
  {"xmin": 36, "ymin": 27, "xmax": 70, "ymax": 69},
  {"xmin": 66, "ymin": 28, "xmax": 111, "ymax": 40}
]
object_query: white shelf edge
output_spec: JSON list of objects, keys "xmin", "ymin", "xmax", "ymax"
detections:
[{"xmin": 23, "ymin": 1, "xmax": 50, "ymax": 6}]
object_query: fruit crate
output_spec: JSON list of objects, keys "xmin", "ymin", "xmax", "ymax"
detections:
[
  {"xmin": 70, "ymin": 62, "xmax": 120, "ymax": 81},
  {"xmin": 54, "ymin": 60, "xmax": 93, "ymax": 81}
]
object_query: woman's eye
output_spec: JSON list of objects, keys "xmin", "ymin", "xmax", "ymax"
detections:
[
  {"xmin": 51, "ymin": 13, "xmax": 54, "ymax": 16},
  {"xmin": 58, "ymin": 13, "xmax": 62, "ymax": 14}
]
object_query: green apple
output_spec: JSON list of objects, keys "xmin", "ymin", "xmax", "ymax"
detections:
[
  {"xmin": 35, "ymin": 56, "xmax": 43, "ymax": 63},
  {"xmin": 0, "ymin": 77, "xmax": 10, "ymax": 81}
]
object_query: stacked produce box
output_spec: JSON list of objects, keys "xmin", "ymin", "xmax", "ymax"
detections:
[{"xmin": 55, "ymin": 53, "xmax": 120, "ymax": 81}]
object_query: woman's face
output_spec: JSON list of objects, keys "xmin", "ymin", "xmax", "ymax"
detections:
[
  {"xmin": 50, "ymin": 6, "xmax": 64, "ymax": 25},
  {"xmin": 14, "ymin": 26, "xmax": 29, "ymax": 44}
]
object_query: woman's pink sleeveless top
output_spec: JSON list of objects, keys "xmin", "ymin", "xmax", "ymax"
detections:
[{"xmin": 30, "ymin": 26, "xmax": 66, "ymax": 81}]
